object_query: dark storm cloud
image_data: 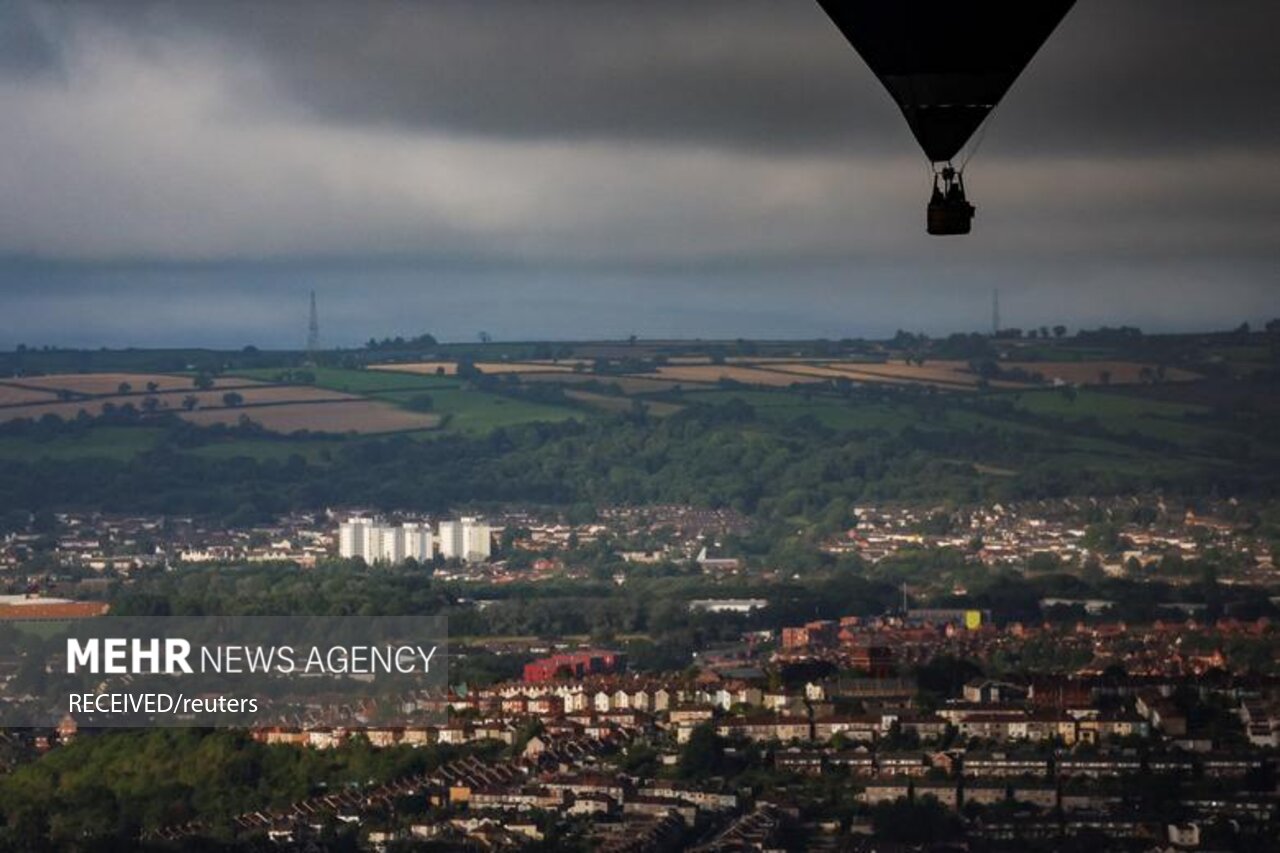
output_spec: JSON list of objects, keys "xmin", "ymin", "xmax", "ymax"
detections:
[
  {"xmin": 1003, "ymin": 1, "xmax": 1280, "ymax": 157},
  {"xmin": 0, "ymin": 0, "xmax": 62, "ymax": 77},
  {"xmin": 59, "ymin": 0, "xmax": 1280, "ymax": 157}
]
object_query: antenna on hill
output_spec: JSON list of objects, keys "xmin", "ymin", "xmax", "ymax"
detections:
[
  {"xmin": 991, "ymin": 288, "xmax": 1001, "ymax": 337},
  {"xmin": 307, "ymin": 290, "xmax": 320, "ymax": 362}
]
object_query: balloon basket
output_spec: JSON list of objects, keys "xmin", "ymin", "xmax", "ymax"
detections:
[{"xmin": 927, "ymin": 198, "xmax": 976, "ymax": 236}]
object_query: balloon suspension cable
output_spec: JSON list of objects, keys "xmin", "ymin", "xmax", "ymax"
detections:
[
  {"xmin": 959, "ymin": 122, "xmax": 989, "ymax": 173},
  {"xmin": 959, "ymin": 103, "xmax": 999, "ymax": 173}
]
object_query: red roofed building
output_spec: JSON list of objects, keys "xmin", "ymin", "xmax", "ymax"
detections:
[
  {"xmin": 523, "ymin": 650, "xmax": 624, "ymax": 683},
  {"xmin": 781, "ymin": 620, "xmax": 838, "ymax": 651},
  {"xmin": 849, "ymin": 644, "xmax": 895, "ymax": 677}
]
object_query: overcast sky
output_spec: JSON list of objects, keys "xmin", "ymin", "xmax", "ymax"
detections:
[{"xmin": 2, "ymin": 0, "xmax": 1277, "ymax": 348}]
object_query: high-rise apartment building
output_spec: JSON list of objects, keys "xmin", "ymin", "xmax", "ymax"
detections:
[
  {"xmin": 462, "ymin": 517, "xmax": 491, "ymax": 562},
  {"xmin": 437, "ymin": 520, "xmax": 463, "ymax": 560},
  {"xmin": 438, "ymin": 517, "xmax": 490, "ymax": 563},
  {"xmin": 402, "ymin": 523, "xmax": 433, "ymax": 562},
  {"xmin": 338, "ymin": 517, "xmax": 436, "ymax": 565},
  {"xmin": 339, "ymin": 517, "xmax": 372, "ymax": 559}
]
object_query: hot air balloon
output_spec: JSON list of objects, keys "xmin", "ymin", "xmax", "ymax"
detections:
[{"xmin": 817, "ymin": 1, "xmax": 1076, "ymax": 235}]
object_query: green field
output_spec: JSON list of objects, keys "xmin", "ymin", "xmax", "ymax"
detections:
[
  {"xmin": 0, "ymin": 425, "xmax": 347, "ymax": 465},
  {"xmin": 563, "ymin": 390, "xmax": 683, "ymax": 417},
  {"xmin": 377, "ymin": 388, "xmax": 584, "ymax": 434},
  {"xmin": 1006, "ymin": 388, "xmax": 1228, "ymax": 448},
  {"xmin": 183, "ymin": 438, "xmax": 348, "ymax": 463},
  {"xmin": 676, "ymin": 387, "xmax": 1223, "ymax": 469},
  {"xmin": 1010, "ymin": 387, "xmax": 1205, "ymax": 420},
  {"xmin": 0, "ymin": 426, "xmax": 166, "ymax": 461}
]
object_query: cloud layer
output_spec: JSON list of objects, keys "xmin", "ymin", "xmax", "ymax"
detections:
[{"xmin": 1, "ymin": 0, "xmax": 1277, "ymax": 345}]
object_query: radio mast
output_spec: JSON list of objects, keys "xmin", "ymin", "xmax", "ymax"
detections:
[{"xmin": 306, "ymin": 290, "xmax": 320, "ymax": 363}]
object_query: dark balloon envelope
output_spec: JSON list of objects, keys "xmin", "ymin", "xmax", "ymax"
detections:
[{"xmin": 818, "ymin": 1, "xmax": 1076, "ymax": 234}]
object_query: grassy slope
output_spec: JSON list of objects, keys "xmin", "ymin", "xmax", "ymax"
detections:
[
  {"xmin": 0, "ymin": 426, "xmax": 166, "ymax": 461},
  {"xmin": 376, "ymin": 388, "xmax": 583, "ymax": 434},
  {"xmin": 1006, "ymin": 388, "xmax": 1243, "ymax": 451},
  {"xmin": 3, "ymin": 354, "xmax": 1274, "ymax": 478}
]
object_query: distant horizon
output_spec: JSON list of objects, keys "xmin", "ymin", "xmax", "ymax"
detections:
[
  {"xmin": 3, "ymin": 261, "xmax": 1276, "ymax": 353},
  {"xmin": 2, "ymin": 316, "xmax": 1270, "ymax": 356}
]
